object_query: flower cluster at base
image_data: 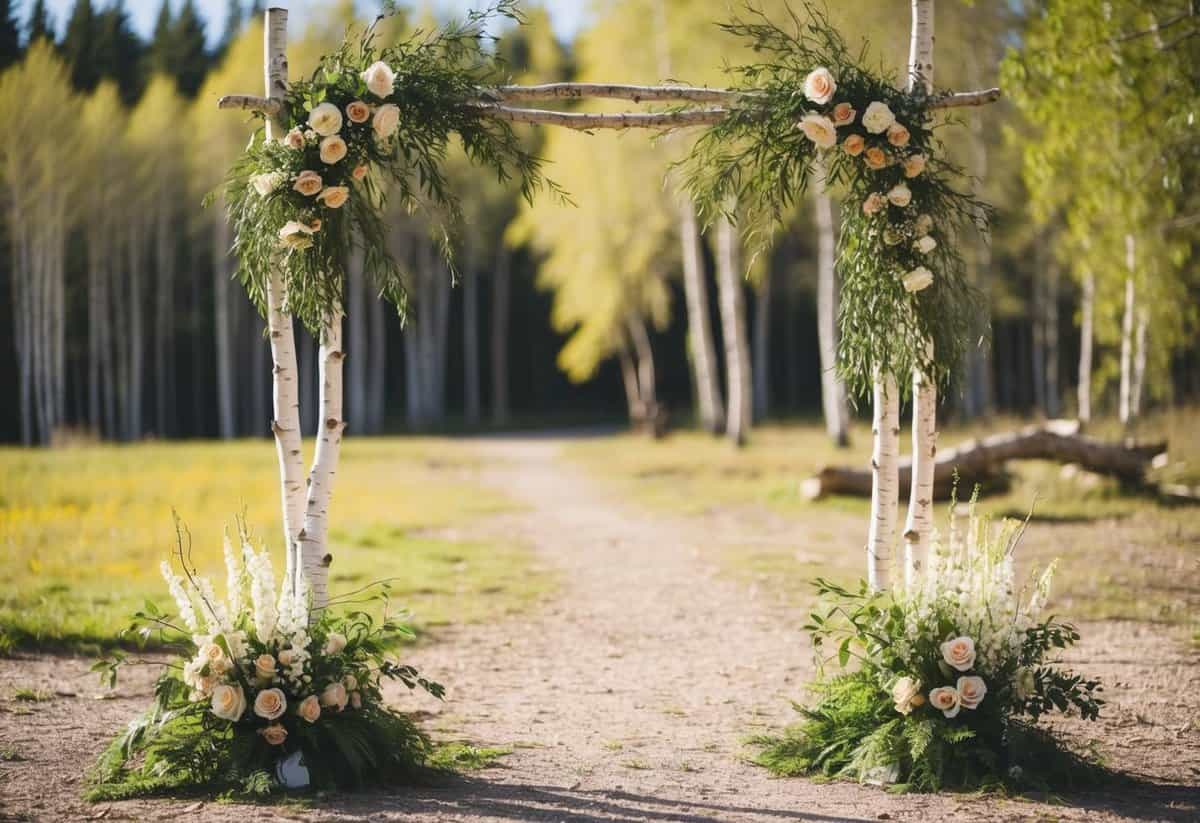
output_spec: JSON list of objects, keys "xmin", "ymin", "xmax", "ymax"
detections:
[
  {"xmin": 755, "ymin": 497, "xmax": 1104, "ymax": 792},
  {"xmin": 221, "ymin": 2, "xmax": 555, "ymax": 334},
  {"xmin": 88, "ymin": 523, "xmax": 443, "ymax": 800},
  {"xmin": 682, "ymin": 5, "xmax": 985, "ymax": 394}
]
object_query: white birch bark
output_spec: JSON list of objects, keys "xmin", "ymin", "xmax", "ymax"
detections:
[
  {"xmin": 490, "ymin": 246, "xmax": 511, "ymax": 426},
  {"xmin": 300, "ymin": 310, "xmax": 345, "ymax": 613},
  {"xmin": 901, "ymin": 0, "xmax": 937, "ymax": 589},
  {"xmin": 213, "ymin": 208, "xmax": 236, "ymax": 439},
  {"xmin": 869, "ymin": 372, "xmax": 900, "ymax": 592},
  {"xmin": 1119, "ymin": 235, "xmax": 1136, "ymax": 426},
  {"xmin": 617, "ymin": 342, "xmax": 643, "ymax": 422},
  {"xmin": 814, "ymin": 183, "xmax": 849, "ymax": 447},
  {"xmin": 1131, "ymin": 306, "xmax": 1148, "ymax": 420},
  {"xmin": 1045, "ymin": 263, "xmax": 1061, "ymax": 418},
  {"xmin": 679, "ymin": 199, "xmax": 724, "ymax": 433},
  {"xmin": 627, "ymin": 313, "xmax": 658, "ymax": 425},
  {"xmin": 1077, "ymin": 270, "xmax": 1094, "ymax": 425},
  {"xmin": 715, "ymin": 214, "xmax": 752, "ymax": 447}
]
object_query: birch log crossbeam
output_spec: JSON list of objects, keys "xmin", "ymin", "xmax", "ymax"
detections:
[
  {"xmin": 215, "ymin": 86, "xmax": 1001, "ymax": 129},
  {"xmin": 801, "ymin": 420, "xmax": 1169, "ymax": 501}
]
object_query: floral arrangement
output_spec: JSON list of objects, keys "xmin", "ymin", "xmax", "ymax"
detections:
[
  {"xmin": 683, "ymin": 4, "xmax": 984, "ymax": 394},
  {"xmin": 88, "ymin": 521, "xmax": 442, "ymax": 800},
  {"xmin": 754, "ymin": 496, "xmax": 1105, "ymax": 791},
  {"xmin": 220, "ymin": 1, "xmax": 559, "ymax": 333}
]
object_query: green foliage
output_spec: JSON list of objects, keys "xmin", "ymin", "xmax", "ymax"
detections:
[
  {"xmin": 681, "ymin": 3, "xmax": 985, "ymax": 395},
  {"xmin": 221, "ymin": 1, "xmax": 561, "ymax": 335}
]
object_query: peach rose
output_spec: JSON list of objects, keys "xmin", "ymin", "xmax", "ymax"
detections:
[
  {"xmin": 253, "ymin": 687, "xmax": 287, "ymax": 721},
  {"xmin": 886, "ymin": 183, "xmax": 912, "ymax": 208},
  {"xmin": 887, "ymin": 122, "xmax": 911, "ymax": 147},
  {"xmin": 797, "ymin": 113, "xmax": 837, "ymax": 149},
  {"xmin": 903, "ymin": 266, "xmax": 934, "ymax": 293},
  {"xmin": 345, "ymin": 100, "xmax": 370, "ymax": 123},
  {"xmin": 841, "ymin": 134, "xmax": 865, "ymax": 156},
  {"xmin": 903, "ymin": 153, "xmax": 927, "ymax": 178},
  {"xmin": 277, "ymin": 648, "xmax": 297, "ymax": 666},
  {"xmin": 892, "ymin": 676, "xmax": 922, "ymax": 716},
  {"xmin": 210, "ymin": 683, "xmax": 246, "ymax": 721},
  {"xmin": 362, "ymin": 60, "xmax": 396, "ymax": 98},
  {"xmin": 254, "ymin": 654, "xmax": 276, "ymax": 682},
  {"xmin": 940, "ymin": 636, "xmax": 977, "ymax": 672},
  {"xmin": 928, "ymin": 685, "xmax": 961, "ymax": 718},
  {"xmin": 298, "ymin": 694, "xmax": 321, "ymax": 724},
  {"xmin": 293, "ymin": 170, "xmax": 323, "ymax": 197},
  {"xmin": 956, "ymin": 675, "xmax": 987, "ymax": 710},
  {"xmin": 832, "ymin": 102, "xmax": 856, "ymax": 126},
  {"xmin": 864, "ymin": 146, "xmax": 888, "ymax": 170},
  {"xmin": 260, "ymin": 723, "xmax": 288, "ymax": 746},
  {"xmin": 320, "ymin": 682, "xmax": 348, "ymax": 712},
  {"xmin": 282, "ymin": 127, "xmax": 305, "ymax": 150},
  {"xmin": 317, "ymin": 186, "xmax": 349, "ymax": 209},
  {"xmin": 307, "ymin": 102, "xmax": 343, "ymax": 137},
  {"xmin": 802, "ymin": 66, "xmax": 837, "ymax": 105},
  {"xmin": 352, "ymin": 164, "xmax": 369, "ymax": 181},
  {"xmin": 861, "ymin": 192, "xmax": 886, "ymax": 216},
  {"xmin": 319, "ymin": 135, "xmax": 348, "ymax": 165},
  {"xmin": 323, "ymin": 632, "xmax": 347, "ymax": 656}
]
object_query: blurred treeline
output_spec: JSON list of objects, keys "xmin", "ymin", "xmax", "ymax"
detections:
[{"xmin": 0, "ymin": 0, "xmax": 1197, "ymax": 445}]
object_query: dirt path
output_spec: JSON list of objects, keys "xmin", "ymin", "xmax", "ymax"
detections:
[{"xmin": 2, "ymin": 435, "xmax": 1199, "ymax": 821}]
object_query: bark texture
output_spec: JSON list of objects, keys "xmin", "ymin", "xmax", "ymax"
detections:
[
  {"xmin": 814, "ymin": 183, "xmax": 849, "ymax": 447},
  {"xmin": 715, "ymin": 215, "xmax": 751, "ymax": 447},
  {"xmin": 868, "ymin": 374, "xmax": 900, "ymax": 592},
  {"xmin": 679, "ymin": 199, "xmax": 724, "ymax": 433}
]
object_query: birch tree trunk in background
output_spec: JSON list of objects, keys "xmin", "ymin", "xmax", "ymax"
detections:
[
  {"xmin": 490, "ymin": 246, "xmax": 511, "ymax": 426},
  {"xmin": 617, "ymin": 342, "xmax": 643, "ymax": 422},
  {"xmin": 814, "ymin": 184, "xmax": 850, "ymax": 447},
  {"xmin": 366, "ymin": 293, "xmax": 386, "ymax": 433},
  {"xmin": 153, "ymin": 201, "xmax": 177, "ymax": 437},
  {"xmin": 715, "ymin": 214, "xmax": 752, "ymax": 447},
  {"xmin": 1077, "ymin": 270, "xmax": 1094, "ymax": 424},
  {"xmin": 1045, "ymin": 263, "xmax": 1061, "ymax": 418},
  {"xmin": 680, "ymin": 199, "xmax": 725, "ymax": 433},
  {"xmin": 753, "ymin": 265, "xmax": 773, "ymax": 422},
  {"xmin": 1132, "ymin": 306, "xmax": 1148, "ymax": 420},
  {"xmin": 346, "ymin": 248, "xmax": 367, "ymax": 426},
  {"xmin": 126, "ymin": 218, "xmax": 145, "ymax": 441},
  {"xmin": 901, "ymin": 0, "xmax": 937, "ymax": 591},
  {"xmin": 212, "ymin": 208, "xmax": 236, "ymax": 439},
  {"xmin": 1032, "ymin": 246, "xmax": 1046, "ymax": 414},
  {"xmin": 627, "ymin": 312, "xmax": 659, "ymax": 432},
  {"xmin": 463, "ymin": 253, "xmax": 481, "ymax": 426},
  {"xmin": 1119, "ymin": 235, "xmax": 1136, "ymax": 426}
]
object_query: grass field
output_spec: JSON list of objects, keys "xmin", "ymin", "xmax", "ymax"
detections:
[
  {"xmin": 566, "ymin": 409, "xmax": 1200, "ymax": 626},
  {"xmin": 0, "ymin": 437, "xmax": 552, "ymax": 652}
]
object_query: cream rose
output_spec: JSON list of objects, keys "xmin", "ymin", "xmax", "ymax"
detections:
[
  {"xmin": 886, "ymin": 183, "xmax": 912, "ymax": 208},
  {"xmin": 956, "ymin": 675, "xmax": 987, "ymax": 710},
  {"xmin": 323, "ymin": 632, "xmax": 347, "ymax": 656},
  {"xmin": 887, "ymin": 122, "xmax": 911, "ymax": 147},
  {"xmin": 210, "ymin": 683, "xmax": 246, "ymax": 721},
  {"xmin": 831, "ymin": 102, "xmax": 855, "ymax": 126},
  {"xmin": 903, "ymin": 153, "xmax": 927, "ymax": 178},
  {"xmin": 892, "ymin": 676, "xmax": 922, "ymax": 715},
  {"xmin": 251, "ymin": 172, "xmax": 284, "ymax": 197},
  {"xmin": 319, "ymin": 135, "xmax": 348, "ymax": 165},
  {"xmin": 802, "ymin": 66, "xmax": 836, "ymax": 105},
  {"xmin": 254, "ymin": 654, "xmax": 276, "ymax": 681},
  {"xmin": 298, "ymin": 694, "xmax": 322, "ymax": 723},
  {"xmin": 282, "ymin": 127, "xmax": 305, "ymax": 150},
  {"xmin": 940, "ymin": 636, "xmax": 977, "ymax": 672},
  {"xmin": 349, "ymin": 691, "xmax": 362, "ymax": 710},
  {"xmin": 317, "ymin": 186, "xmax": 349, "ymax": 209},
  {"xmin": 260, "ymin": 723, "xmax": 288, "ymax": 746},
  {"xmin": 352, "ymin": 164, "xmax": 369, "ymax": 181},
  {"xmin": 293, "ymin": 170, "xmax": 323, "ymax": 197},
  {"xmin": 841, "ymin": 134, "xmax": 865, "ymax": 156},
  {"xmin": 254, "ymin": 687, "xmax": 287, "ymax": 721},
  {"xmin": 307, "ymin": 102, "xmax": 343, "ymax": 137},
  {"xmin": 362, "ymin": 60, "xmax": 396, "ymax": 98},
  {"xmin": 928, "ymin": 685, "xmax": 961, "ymax": 718},
  {"xmin": 915, "ymin": 213, "xmax": 933, "ymax": 236},
  {"xmin": 320, "ymin": 681, "xmax": 348, "ymax": 712},
  {"xmin": 279, "ymin": 221, "xmax": 317, "ymax": 250},
  {"xmin": 864, "ymin": 146, "xmax": 888, "ymax": 170},
  {"xmin": 373, "ymin": 103, "xmax": 401, "ymax": 139},
  {"xmin": 861, "ymin": 192, "xmax": 886, "ymax": 216},
  {"xmin": 862, "ymin": 100, "xmax": 896, "ymax": 134},
  {"xmin": 797, "ymin": 113, "xmax": 837, "ymax": 149},
  {"xmin": 902, "ymin": 266, "xmax": 934, "ymax": 293},
  {"xmin": 345, "ymin": 100, "xmax": 371, "ymax": 123},
  {"xmin": 199, "ymin": 643, "xmax": 230, "ymax": 675},
  {"xmin": 914, "ymin": 235, "xmax": 937, "ymax": 255}
]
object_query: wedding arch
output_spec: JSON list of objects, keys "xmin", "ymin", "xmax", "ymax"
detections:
[{"xmin": 89, "ymin": 0, "xmax": 1106, "ymax": 799}]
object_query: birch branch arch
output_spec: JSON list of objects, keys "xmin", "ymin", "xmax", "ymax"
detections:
[{"xmin": 218, "ymin": 2, "xmax": 998, "ymax": 614}]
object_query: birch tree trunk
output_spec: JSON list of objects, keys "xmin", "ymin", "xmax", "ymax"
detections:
[
  {"xmin": 901, "ymin": 0, "xmax": 937, "ymax": 589},
  {"xmin": 1045, "ymin": 263, "xmax": 1061, "ymax": 418},
  {"xmin": 753, "ymin": 265, "xmax": 773, "ymax": 422},
  {"xmin": 869, "ymin": 373, "xmax": 900, "ymax": 591},
  {"xmin": 715, "ymin": 214, "xmax": 751, "ymax": 447},
  {"xmin": 463, "ymin": 255, "xmax": 481, "ymax": 426},
  {"xmin": 1077, "ymin": 269, "xmax": 1094, "ymax": 425},
  {"xmin": 127, "ymin": 218, "xmax": 145, "ymax": 441},
  {"xmin": 617, "ymin": 341, "xmax": 643, "ymax": 423},
  {"xmin": 1119, "ymin": 235, "xmax": 1136, "ymax": 427},
  {"xmin": 366, "ymin": 291, "xmax": 386, "ymax": 434},
  {"xmin": 680, "ymin": 199, "xmax": 725, "ymax": 433},
  {"xmin": 814, "ymin": 184, "xmax": 850, "ymax": 447},
  {"xmin": 301, "ymin": 310, "xmax": 345, "ymax": 613},
  {"xmin": 346, "ymin": 248, "xmax": 367, "ymax": 427},
  {"xmin": 154, "ymin": 201, "xmax": 176, "ymax": 437},
  {"xmin": 213, "ymin": 209, "xmax": 236, "ymax": 439},
  {"xmin": 1131, "ymin": 306, "xmax": 1148, "ymax": 420},
  {"xmin": 490, "ymin": 246, "xmax": 511, "ymax": 426},
  {"xmin": 627, "ymin": 312, "xmax": 659, "ymax": 432}
]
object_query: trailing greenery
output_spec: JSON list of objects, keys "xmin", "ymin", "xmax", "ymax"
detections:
[
  {"xmin": 218, "ymin": 1, "xmax": 561, "ymax": 333},
  {"xmin": 752, "ymin": 497, "xmax": 1106, "ymax": 792},
  {"xmin": 682, "ymin": 2, "xmax": 986, "ymax": 395}
]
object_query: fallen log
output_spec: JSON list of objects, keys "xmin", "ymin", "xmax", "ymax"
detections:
[{"xmin": 801, "ymin": 419, "xmax": 1167, "ymax": 501}]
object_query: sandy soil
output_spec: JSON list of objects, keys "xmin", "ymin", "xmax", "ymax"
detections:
[{"xmin": 1, "ymin": 435, "xmax": 1198, "ymax": 822}]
